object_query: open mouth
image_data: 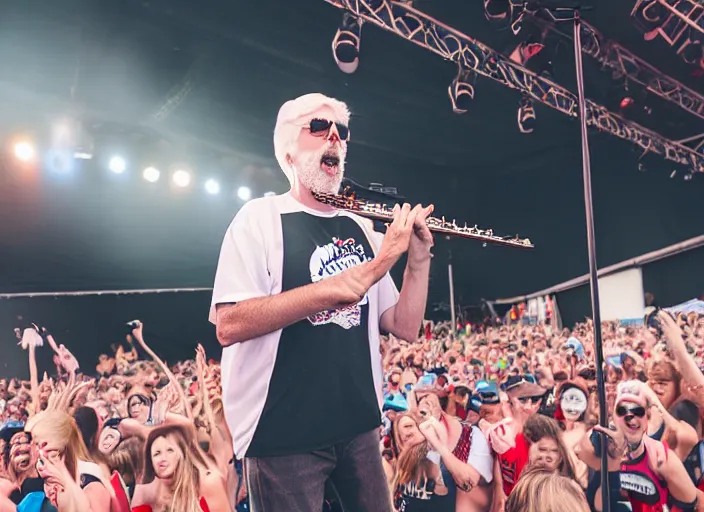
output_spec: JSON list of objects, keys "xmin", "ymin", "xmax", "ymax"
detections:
[
  {"xmin": 320, "ymin": 154, "xmax": 340, "ymax": 177},
  {"xmin": 624, "ymin": 417, "xmax": 641, "ymax": 433}
]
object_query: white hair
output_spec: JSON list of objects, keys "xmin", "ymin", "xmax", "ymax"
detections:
[{"xmin": 273, "ymin": 93, "xmax": 351, "ymax": 187}]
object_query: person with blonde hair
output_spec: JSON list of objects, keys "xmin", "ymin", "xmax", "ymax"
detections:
[
  {"xmin": 29, "ymin": 409, "xmax": 111, "ymax": 511},
  {"xmin": 505, "ymin": 466, "xmax": 590, "ymax": 512},
  {"xmin": 211, "ymin": 92, "xmax": 434, "ymax": 511}
]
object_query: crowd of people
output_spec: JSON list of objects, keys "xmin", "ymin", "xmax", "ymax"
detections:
[
  {"xmin": 0, "ymin": 307, "xmax": 701, "ymax": 512},
  {"xmin": 2, "ymin": 92, "xmax": 702, "ymax": 512}
]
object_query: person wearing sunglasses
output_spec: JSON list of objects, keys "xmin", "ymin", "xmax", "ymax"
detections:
[
  {"xmin": 211, "ymin": 93, "xmax": 434, "ymax": 512},
  {"xmin": 485, "ymin": 377, "xmax": 546, "ymax": 498},
  {"xmin": 579, "ymin": 381, "xmax": 698, "ymax": 512}
]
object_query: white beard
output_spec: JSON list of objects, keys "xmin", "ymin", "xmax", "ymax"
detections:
[{"xmin": 295, "ymin": 145, "xmax": 345, "ymax": 195}]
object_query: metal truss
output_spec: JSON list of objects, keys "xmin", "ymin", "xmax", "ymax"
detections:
[
  {"xmin": 631, "ymin": 0, "xmax": 704, "ymax": 66},
  {"xmin": 528, "ymin": 12, "xmax": 704, "ymax": 123},
  {"xmin": 324, "ymin": 0, "xmax": 704, "ymax": 173}
]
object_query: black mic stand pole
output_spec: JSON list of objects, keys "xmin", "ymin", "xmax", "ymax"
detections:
[{"xmin": 571, "ymin": 8, "xmax": 611, "ymax": 511}]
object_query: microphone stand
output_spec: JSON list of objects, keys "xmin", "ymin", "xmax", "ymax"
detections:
[
  {"xmin": 533, "ymin": 3, "xmax": 609, "ymax": 510},
  {"xmin": 572, "ymin": 7, "xmax": 610, "ymax": 511}
]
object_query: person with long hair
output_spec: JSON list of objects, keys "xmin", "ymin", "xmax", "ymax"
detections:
[
  {"xmin": 553, "ymin": 378, "xmax": 593, "ymax": 488},
  {"xmin": 391, "ymin": 413, "xmax": 453, "ymax": 511},
  {"xmin": 645, "ymin": 359, "xmax": 700, "ymax": 462},
  {"xmin": 522, "ymin": 414, "xmax": 575, "ymax": 479},
  {"xmin": 409, "ymin": 375, "xmax": 495, "ymax": 512},
  {"xmin": 131, "ymin": 424, "xmax": 231, "ymax": 512},
  {"xmin": 29, "ymin": 410, "xmax": 111, "ymax": 512}
]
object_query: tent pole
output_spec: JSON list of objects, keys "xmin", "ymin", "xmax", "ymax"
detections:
[{"xmin": 448, "ymin": 249, "xmax": 457, "ymax": 340}]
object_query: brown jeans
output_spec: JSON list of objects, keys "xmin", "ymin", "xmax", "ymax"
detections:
[{"xmin": 245, "ymin": 428, "xmax": 392, "ymax": 512}]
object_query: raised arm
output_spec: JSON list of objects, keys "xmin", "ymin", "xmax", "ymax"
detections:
[{"xmin": 130, "ymin": 321, "xmax": 193, "ymax": 421}]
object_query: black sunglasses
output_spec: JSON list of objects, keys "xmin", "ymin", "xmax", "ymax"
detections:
[
  {"xmin": 308, "ymin": 118, "xmax": 350, "ymax": 141},
  {"xmin": 616, "ymin": 405, "xmax": 646, "ymax": 418},
  {"xmin": 518, "ymin": 395, "xmax": 543, "ymax": 405},
  {"xmin": 478, "ymin": 391, "xmax": 499, "ymax": 404}
]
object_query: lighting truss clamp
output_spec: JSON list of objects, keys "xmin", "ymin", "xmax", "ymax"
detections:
[{"xmin": 323, "ymin": 0, "xmax": 704, "ymax": 173}]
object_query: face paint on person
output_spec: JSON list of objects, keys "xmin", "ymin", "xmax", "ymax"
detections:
[{"xmin": 560, "ymin": 387, "xmax": 587, "ymax": 421}]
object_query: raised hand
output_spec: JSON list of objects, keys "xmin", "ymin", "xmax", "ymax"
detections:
[{"xmin": 378, "ymin": 203, "xmax": 419, "ymax": 263}]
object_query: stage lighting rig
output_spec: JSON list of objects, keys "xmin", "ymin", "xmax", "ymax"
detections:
[
  {"xmin": 448, "ymin": 69, "xmax": 476, "ymax": 114},
  {"xmin": 323, "ymin": 0, "xmax": 704, "ymax": 173},
  {"xmin": 14, "ymin": 141, "xmax": 35, "ymax": 162},
  {"xmin": 484, "ymin": 0, "xmax": 529, "ymax": 35},
  {"xmin": 517, "ymin": 95, "xmax": 536, "ymax": 133},
  {"xmin": 333, "ymin": 12, "xmax": 363, "ymax": 74},
  {"xmin": 109, "ymin": 156, "xmax": 126, "ymax": 174},
  {"xmin": 237, "ymin": 186, "xmax": 252, "ymax": 201},
  {"xmin": 631, "ymin": 0, "xmax": 704, "ymax": 69},
  {"xmin": 173, "ymin": 170, "xmax": 191, "ymax": 188},
  {"xmin": 205, "ymin": 179, "xmax": 220, "ymax": 195},
  {"xmin": 143, "ymin": 167, "xmax": 160, "ymax": 183},
  {"xmin": 524, "ymin": 9, "xmax": 704, "ymax": 123}
]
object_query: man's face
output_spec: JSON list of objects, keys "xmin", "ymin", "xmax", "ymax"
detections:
[{"xmin": 290, "ymin": 105, "xmax": 347, "ymax": 194}]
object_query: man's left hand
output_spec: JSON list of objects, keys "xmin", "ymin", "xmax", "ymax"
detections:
[{"xmin": 408, "ymin": 204, "xmax": 434, "ymax": 269}]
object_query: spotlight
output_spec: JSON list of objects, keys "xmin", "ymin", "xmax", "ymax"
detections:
[
  {"xmin": 448, "ymin": 69, "xmax": 476, "ymax": 114},
  {"xmin": 73, "ymin": 152, "xmax": 93, "ymax": 160},
  {"xmin": 263, "ymin": 191, "xmax": 277, "ymax": 197},
  {"xmin": 237, "ymin": 186, "xmax": 252, "ymax": 201},
  {"xmin": 173, "ymin": 170, "xmax": 191, "ymax": 187},
  {"xmin": 109, "ymin": 156, "xmax": 126, "ymax": 174},
  {"xmin": 517, "ymin": 95, "xmax": 536, "ymax": 134},
  {"xmin": 143, "ymin": 167, "xmax": 160, "ymax": 183},
  {"xmin": 205, "ymin": 179, "xmax": 220, "ymax": 195},
  {"xmin": 14, "ymin": 142, "xmax": 35, "ymax": 162},
  {"xmin": 333, "ymin": 12, "xmax": 363, "ymax": 74}
]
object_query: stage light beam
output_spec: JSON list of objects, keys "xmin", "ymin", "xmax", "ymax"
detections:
[
  {"xmin": 14, "ymin": 142, "xmax": 35, "ymax": 162},
  {"xmin": 109, "ymin": 156, "xmax": 126, "ymax": 174},
  {"xmin": 143, "ymin": 167, "xmax": 160, "ymax": 183},
  {"xmin": 205, "ymin": 179, "xmax": 220, "ymax": 195},
  {"xmin": 173, "ymin": 170, "xmax": 191, "ymax": 187},
  {"xmin": 238, "ymin": 186, "xmax": 252, "ymax": 201}
]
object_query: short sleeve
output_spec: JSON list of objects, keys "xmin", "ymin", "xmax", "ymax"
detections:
[
  {"xmin": 209, "ymin": 205, "xmax": 272, "ymax": 324},
  {"xmin": 377, "ymin": 272, "xmax": 399, "ymax": 321},
  {"xmin": 468, "ymin": 426, "xmax": 494, "ymax": 483}
]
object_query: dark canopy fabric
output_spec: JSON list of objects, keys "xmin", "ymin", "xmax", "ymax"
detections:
[{"xmin": 0, "ymin": 0, "xmax": 703, "ymax": 373}]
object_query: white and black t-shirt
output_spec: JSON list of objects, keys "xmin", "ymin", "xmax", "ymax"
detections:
[{"xmin": 210, "ymin": 193, "xmax": 399, "ymax": 459}]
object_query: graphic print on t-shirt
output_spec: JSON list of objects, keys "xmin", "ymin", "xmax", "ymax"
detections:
[{"xmin": 308, "ymin": 237, "xmax": 372, "ymax": 329}]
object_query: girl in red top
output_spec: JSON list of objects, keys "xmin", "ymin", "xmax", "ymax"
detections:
[
  {"xmin": 130, "ymin": 425, "xmax": 230, "ymax": 512},
  {"xmin": 579, "ymin": 381, "xmax": 698, "ymax": 512}
]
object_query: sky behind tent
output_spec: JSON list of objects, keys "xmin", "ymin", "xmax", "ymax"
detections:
[{"xmin": 0, "ymin": 0, "xmax": 703, "ymax": 372}]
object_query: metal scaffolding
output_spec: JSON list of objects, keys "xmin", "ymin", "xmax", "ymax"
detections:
[{"xmin": 324, "ymin": 0, "xmax": 704, "ymax": 173}]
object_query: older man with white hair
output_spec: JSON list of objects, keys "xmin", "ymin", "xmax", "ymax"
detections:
[{"xmin": 210, "ymin": 93, "xmax": 433, "ymax": 511}]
